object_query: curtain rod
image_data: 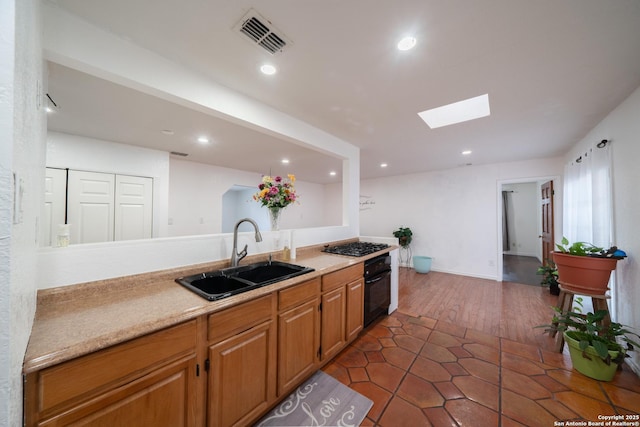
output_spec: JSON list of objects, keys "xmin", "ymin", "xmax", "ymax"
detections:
[{"xmin": 576, "ymin": 139, "xmax": 609, "ymax": 163}]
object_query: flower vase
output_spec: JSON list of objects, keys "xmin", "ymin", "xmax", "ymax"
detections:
[{"xmin": 269, "ymin": 207, "xmax": 282, "ymax": 231}]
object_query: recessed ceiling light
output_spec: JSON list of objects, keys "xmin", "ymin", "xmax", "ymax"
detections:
[
  {"xmin": 281, "ymin": 158, "xmax": 290, "ymax": 164},
  {"xmin": 380, "ymin": 163, "xmax": 388, "ymax": 168},
  {"xmin": 45, "ymin": 106, "xmax": 53, "ymax": 113},
  {"xmin": 161, "ymin": 129, "xmax": 174, "ymax": 135},
  {"xmin": 329, "ymin": 171, "xmax": 337, "ymax": 176},
  {"xmin": 462, "ymin": 150, "xmax": 472, "ymax": 155},
  {"xmin": 260, "ymin": 64, "xmax": 277, "ymax": 75},
  {"xmin": 418, "ymin": 94, "xmax": 490, "ymax": 129},
  {"xmin": 197, "ymin": 136, "xmax": 209, "ymax": 144},
  {"xmin": 397, "ymin": 36, "xmax": 417, "ymax": 51}
]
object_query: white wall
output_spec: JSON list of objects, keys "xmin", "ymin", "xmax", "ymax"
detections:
[
  {"xmin": 0, "ymin": 3, "xmax": 15, "ymax": 424},
  {"xmin": 1, "ymin": 0, "xmax": 45, "ymax": 425},
  {"xmin": 170, "ymin": 158, "xmax": 335, "ymax": 236},
  {"xmin": 35, "ymin": 5, "xmax": 360, "ymax": 289},
  {"xmin": 502, "ymin": 182, "xmax": 538, "ymax": 257},
  {"xmin": 563, "ymin": 85, "xmax": 640, "ymax": 374},
  {"xmin": 360, "ymin": 158, "xmax": 564, "ymax": 280}
]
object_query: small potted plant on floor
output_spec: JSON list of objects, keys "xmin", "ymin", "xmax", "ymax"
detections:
[
  {"xmin": 392, "ymin": 226, "xmax": 413, "ymax": 248},
  {"xmin": 393, "ymin": 226, "xmax": 413, "ymax": 267},
  {"xmin": 536, "ymin": 261, "xmax": 560, "ymax": 295},
  {"xmin": 552, "ymin": 237, "xmax": 627, "ymax": 295},
  {"xmin": 540, "ymin": 298, "xmax": 640, "ymax": 381}
]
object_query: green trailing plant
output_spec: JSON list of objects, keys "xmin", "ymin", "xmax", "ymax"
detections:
[
  {"xmin": 392, "ymin": 227, "xmax": 413, "ymax": 248},
  {"xmin": 539, "ymin": 298, "xmax": 640, "ymax": 365},
  {"xmin": 555, "ymin": 236, "xmax": 626, "ymax": 259}
]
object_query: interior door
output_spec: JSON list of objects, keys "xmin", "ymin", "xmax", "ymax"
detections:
[
  {"xmin": 42, "ymin": 168, "xmax": 67, "ymax": 247},
  {"xmin": 115, "ymin": 175, "xmax": 153, "ymax": 241},
  {"xmin": 540, "ymin": 180, "xmax": 554, "ymax": 264},
  {"xmin": 67, "ymin": 170, "xmax": 115, "ymax": 244}
]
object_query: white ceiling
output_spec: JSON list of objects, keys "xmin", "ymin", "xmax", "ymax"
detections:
[{"xmin": 44, "ymin": 0, "xmax": 640, "ymax": 182}]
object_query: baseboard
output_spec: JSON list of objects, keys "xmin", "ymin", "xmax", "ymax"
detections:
[
  {"xmin": 428, "ymin": 267, "xmax": 497, "ymax": 282},
  {"xmin": 625, "ymin": 357, "xmax": 640, "ymax": 377}
]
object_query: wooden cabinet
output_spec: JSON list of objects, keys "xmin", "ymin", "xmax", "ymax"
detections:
[
  {"xmin": 321, "ymin": 263, "xmax": 364, "ymax": 360},
  {"xmin": 24, "ymin": 260, "xmax": 370, "ymax": 427},
  {"xmin": 24, "ymin": 321, "xmax": 198, "ymax": 427},
  {"xmin": 207, "ymin": 295, "xmax": 276, "ymax": 427},
  {"xmin": 277, "ymin": 278, "xmax": 321, "ymax": 396}
]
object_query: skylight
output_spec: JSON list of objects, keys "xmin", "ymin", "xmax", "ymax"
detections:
[{"xmin": 418, "ymin": 94, "xmax": 490, "ymax": 129}]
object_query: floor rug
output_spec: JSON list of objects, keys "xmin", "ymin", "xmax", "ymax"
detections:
[{"xmin": 255, "ymin": 370, "xmax": 373, "ymax": 427}]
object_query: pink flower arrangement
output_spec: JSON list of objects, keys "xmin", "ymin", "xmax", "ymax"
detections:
[{"xmin": 253, "ymin": 174, "xmax": 298, "ymax": 209}]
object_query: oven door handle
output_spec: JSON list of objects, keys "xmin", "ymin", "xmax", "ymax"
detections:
[{"xmin": 365, "ymin": 273, "xmax": 388, "ymax": 285}]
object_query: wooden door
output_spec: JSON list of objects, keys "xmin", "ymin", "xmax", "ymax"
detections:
[
  {"xmin": 541, "ymin": 180, "xmax": 554, "ymax": 264},
  {"xmin": 115, "ymin": 175, "xmax": 153, "ymax": 241},
  {"xmin": 277, "ymin": 298, "xmax": 320, "ymax": 396},
  {"xmin": 67, "ymin": 170, "xmax": 115, "ymax": 244},
  {"xmin": 320, "ymin": 286, "xmax": 346, "ymax": 361},
  {"xmin": 208, "ymin": 321, "xmax": 276, "ymax": 427}
]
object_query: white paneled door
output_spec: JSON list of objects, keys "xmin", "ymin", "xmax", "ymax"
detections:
[
  {"xmin": 115, "ymin": 175, "xmax": 153, "ymax": 241},
  {"xmin": 66, "ymin": 170, "xmax": 153, "ymax": 245},
  {"xmin": 42, "ymin": 168, "xmax": 67, "ymax": 247},
  {"xmin": 68, "ymin": 170, "xmax": 115, "ymax": 245}
]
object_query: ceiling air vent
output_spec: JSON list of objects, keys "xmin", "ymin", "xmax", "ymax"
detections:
[{"xmin": 234, "ymin": 9, "xmax": 292, "ymax": 55}]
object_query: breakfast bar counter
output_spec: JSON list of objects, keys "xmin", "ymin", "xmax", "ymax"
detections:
[{"xmin": 23, "ymin": 245, "xmax": 394, "ymax": 374}]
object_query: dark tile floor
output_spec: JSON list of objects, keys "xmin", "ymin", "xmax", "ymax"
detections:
[
  {"xmin": 323, "ymin": 312, "xmax": 640, "ymax": 426},
  {"xmin": 503, "ymin": 255, "xmax": 541, "ymax": 287}
]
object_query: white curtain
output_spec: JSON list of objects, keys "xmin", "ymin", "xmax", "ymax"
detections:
[
  {"xmin": 563, "ymin": 144, "xmax": 612, "ymax": 247},
  {"xmin": 562, "ymin": 142, "xmax": 614, "ymax": 314}
]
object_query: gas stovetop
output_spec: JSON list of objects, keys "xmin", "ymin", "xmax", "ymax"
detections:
[{"xmin": 322, "ymin": 242, "xmax": 389, "ymax": 257}]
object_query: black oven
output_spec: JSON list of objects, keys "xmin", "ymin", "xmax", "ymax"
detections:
[{"xmin": 363, "ymin": 254, "xmax": 391, "ymax": 327}]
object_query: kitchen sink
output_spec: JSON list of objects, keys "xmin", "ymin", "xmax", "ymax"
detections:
[
  {"xmin": 175, "ymin": 272, "xmax": 257, "ymax": 301},
  {"xmin": 225, "ymin": 261, "xmax": 315, "ymax": 286},
  {"xmin": 176, "ymin": 261, "xmax": 314, "ymax": 301}
]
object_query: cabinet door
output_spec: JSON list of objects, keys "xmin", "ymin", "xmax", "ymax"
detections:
[
  {"xmin": 278, "ymin": 298, "xmax": 320, "ymax": 396},
  {"xmin": 38, "ymin": 356, "xmax": 197, "ymax": 427},
  {"xmin": 208, "ymin": 320, "xmax": 276, "ymax": 427},
  {"xmin": 320, "ymin": 286, "xmax": 346, "ymax": 361},
  {"xmin": 346, "ymin": 278, "xmax": 364, "ymax": 342}
]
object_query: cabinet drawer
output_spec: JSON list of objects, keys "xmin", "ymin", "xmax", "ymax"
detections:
[
  {"xmin": 35, "ymin": 320, "xmax": 196, "ymax": 414},
  {"xmin": 321, "ymin": 264, "xmax": 363, "ymax": 292},
  {"xmin": 278, "ymin": 278, "xmax": 320, "ymax": 311},
  {"xmin": 208, "ymin": 294, "xmax": 274, "ymax": 343}
]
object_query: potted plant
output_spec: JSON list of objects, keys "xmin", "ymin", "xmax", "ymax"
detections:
[
  {"xmin": 539, "ymin": 298, "xmax": 640, "ymax": 381},
  {"xmin": 392, "ymin": 227, "xmax": 413, "ymax": 248},
  {"xmin": 552, "ymin": 237, "xmax": 626, "ymax": 295},
  {"xmin": 536, "ymin": 261, "xmax": 560, "ymax": 295}
]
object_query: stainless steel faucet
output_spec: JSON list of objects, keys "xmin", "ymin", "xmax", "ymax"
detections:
[{"xmin": 231, "ymin": 218, "xmax": 263, "ymax": 267}]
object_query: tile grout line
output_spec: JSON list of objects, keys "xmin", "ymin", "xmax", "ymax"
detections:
[{"xmin": 376, "ymin": 317, "xmax": 431, "ymax": 426}]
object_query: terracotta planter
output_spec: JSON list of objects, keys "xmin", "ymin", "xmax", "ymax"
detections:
[
  {"xmin": 564, "ymin": 332, "xmax": 621, "ymax": 381},
  {"xmin": 552, "ymin": 252, "xmax": 617, "ymax": 295}
]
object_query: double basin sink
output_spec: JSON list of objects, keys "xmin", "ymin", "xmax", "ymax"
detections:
[{"xmin": 176, "ymin": 261, "xmax": 315, "ymax": 301}]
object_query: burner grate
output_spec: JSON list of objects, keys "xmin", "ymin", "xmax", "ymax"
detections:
[{"xmin": 322, "ymin": 242, "xmax": 389, "ymax": 257}]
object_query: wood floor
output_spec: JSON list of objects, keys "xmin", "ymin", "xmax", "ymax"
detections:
[{"xmin": 397, "ymin": 268, "xmax": 559, "ymax": 351}]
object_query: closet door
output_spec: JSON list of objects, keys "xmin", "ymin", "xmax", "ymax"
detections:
[
  {"xmin": 115, "ymin": 175, "xmax": 153, "ymax": 241},
  {"xmin": 67, "ymin": 170, "xmax": 115, "ymax": 244},
  {"xmin": 42, "ymin": 168, "xmax": 67, "ymax": 247}
]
